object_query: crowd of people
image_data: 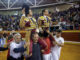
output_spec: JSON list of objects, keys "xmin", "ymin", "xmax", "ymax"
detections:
[
  {"xmin": 51, "ymin": 5, "xmax": 80, "ymax": 30},
  {"xmin": 0, "ymin": 4, "xmax": 80, "ymax": 31},
  {"xmin": 0, "ymin": 15, "xmax": 20, "ymax": 31}
]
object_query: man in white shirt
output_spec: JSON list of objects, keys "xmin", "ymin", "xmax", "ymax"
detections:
[
  {"xmin": 51, "ymin": 30, "xmax": 64, "ymax": 60},
  {"xmin": 9, "ymin": 33, "xmax": 28, "ymax": 60}
]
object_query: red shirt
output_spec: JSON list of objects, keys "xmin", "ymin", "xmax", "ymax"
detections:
[
  {"xmin": 43, "ymin": 37, "xmax": 51, "ymax": 54},
  {"xmin": 49, "ymin": 35, "xmax": 55, "ymax": 46}
]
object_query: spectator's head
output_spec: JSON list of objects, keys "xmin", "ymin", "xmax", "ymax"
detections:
[
  {"xmin": 14, "ymin": 33, "xmax": 21, "ymax": 43},
  {"xmin": 31, "ymin": 32, "xmax": 39, "ymax": 43}
]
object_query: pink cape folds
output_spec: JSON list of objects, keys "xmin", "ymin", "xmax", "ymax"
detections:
[{"xmin": 25, "ymin": 21, "xmax": 31, "ymax": 27}]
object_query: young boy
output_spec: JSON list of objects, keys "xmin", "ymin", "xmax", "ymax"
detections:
[
  {"xmin": 27, "ymin": 32, "xmax": 47, "ymax": 60},
  {"xmin": 51, "ymin": 30, "xmax": 64, "ymax": 60}
]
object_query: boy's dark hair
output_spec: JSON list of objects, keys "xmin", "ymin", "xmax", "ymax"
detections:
[
  {"xmin": 56, "ymin": 29, "xmax": 62, "ymax": 33},
  {"xmin": 38, "ymin": 32, "xmax": 43, "ymax": 37}
]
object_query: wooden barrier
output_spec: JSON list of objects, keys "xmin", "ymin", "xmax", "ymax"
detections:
[
  {"xmin": 0, "ymin": 30, "xmax": 80, "ymax": 42},
  {"xmin": 62, "ymin": 30, "xmax": 80, "ymax": 42}
]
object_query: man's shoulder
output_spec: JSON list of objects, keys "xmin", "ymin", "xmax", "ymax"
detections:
[
  {"xmin": 24, "ymin": 17, "xmax": 29, "ymax": 21},
  {"xmin": 39, "ymin": 16, "xmax": 45, "ymax": 20}
]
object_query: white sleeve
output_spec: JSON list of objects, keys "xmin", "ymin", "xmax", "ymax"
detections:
[
  {"xmin": 58, "ymin": 38, "xmax": 64, "ymax": 44},
  {"xmin": 10, "ymin": 43, "xmax": 16, "ymax": 51},
  {"xmin": 61, "ymin": 38, "xmax": 64, "ymax": 44}
]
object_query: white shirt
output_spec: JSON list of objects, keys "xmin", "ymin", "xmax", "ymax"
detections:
[
  {"xmin": 51, "ymin": 36, "xmax": 64, "ymax": 56},
  {"xmin": 10, "ymin": 41, "xmax": 22, "ymax": 59},
  {"xmin": 44, "ymin": 15, "xmax": 48, "ymax": 21}
]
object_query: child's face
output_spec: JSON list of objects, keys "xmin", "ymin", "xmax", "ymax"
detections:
[
  {"xmin": 56, "ymin": 32, "xmax": 61, "ymax": 37},
  {"xmin": 32, "ymin": 34, "xmax": 39, "ymax": 43}
]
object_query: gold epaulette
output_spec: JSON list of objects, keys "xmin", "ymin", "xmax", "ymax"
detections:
[{"xmin": 39, "ymin": 16, "xmax": 45, "ymax": 20}]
